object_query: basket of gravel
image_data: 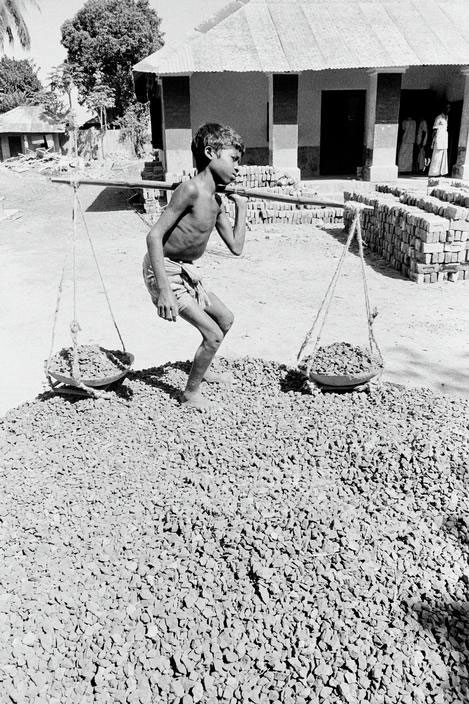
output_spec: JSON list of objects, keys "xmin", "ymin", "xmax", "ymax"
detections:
[
  {"xmin": 46, "ymin": 344, "xmax": 134, "ymax": 389},
  {"xmin": 301, "ymin": 341, "xmax": 383, "ymax": 389}
]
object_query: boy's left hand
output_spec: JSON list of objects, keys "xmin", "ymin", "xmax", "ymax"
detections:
[{"xmin": 227, "ymin": 193, "xmax": 247, "ymax": 206}]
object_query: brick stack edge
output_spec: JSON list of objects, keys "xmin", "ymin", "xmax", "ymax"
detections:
[{"xmin": 344, "ymin": 181, "xmax": 469, "ymax": 284}]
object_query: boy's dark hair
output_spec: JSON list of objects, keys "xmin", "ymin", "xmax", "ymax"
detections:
[{"xmin": 191, "ymin": 123, "xmax": 245, "ymax": 170}]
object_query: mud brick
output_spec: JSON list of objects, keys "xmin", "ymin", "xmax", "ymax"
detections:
[
  {"xmin": 450, "ymin": 218, "xmax": 469, "ymax": 231},
  {"xmin": 424, "ymin": 274, "xmax": 431, "ymax": 283},
  {"xmin": 418, "ymin": 229, "xmax": 440, "ymax": 243},
  {"xmin": 409, "ymin": 272, "xmax": 425, "ymax": 283},
  {"xmin": 444, "ymin": 243, "xmax": 463, "ymax": 252},
  {"xmin": 444, "ymin": 252, "xmax": 452, "ymax": 263},
  {"xmin": 415, "ymin": 263, "xmax": 440, "ymax": 274},
  {"xmin": 437, "ymin": 272, "xmax": 447, "ymax": 282},
  {"xmin": 430, "ymin": 272, "xmax": 438, "ymax": 283},
  {"xmin": 441, "ymin": 263, "xmax": 459, "ymax": 272},
  {"xmin": 421, "ymin": 242, "xmax": 444, "ymax": 253}
]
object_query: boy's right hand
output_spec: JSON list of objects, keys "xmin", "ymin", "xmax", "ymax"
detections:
[{"xmin": 157, "ymin": 289, "xmax": 178, "ymax": 321}]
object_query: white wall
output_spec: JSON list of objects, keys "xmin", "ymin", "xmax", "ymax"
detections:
[
  {"xmin": 190, "ymin": 72, "xmax": 269, "ymax": 147},
  {"xmin": 298, "ymin": 69, "xmax": 368, "ymax": 146}
]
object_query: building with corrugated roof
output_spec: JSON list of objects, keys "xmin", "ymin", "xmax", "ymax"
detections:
[
  {"xmin": 0, "ymin": 105, "xmax": 66, "ymax": 161},
  {"xmin": 133, "ymin": 0, "xmax": 469, "ymax": 181}
]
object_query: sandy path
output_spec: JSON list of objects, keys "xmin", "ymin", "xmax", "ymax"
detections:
[{"xmin": 1, "ymin": 168, "xmax": 468, "ymax": 416}]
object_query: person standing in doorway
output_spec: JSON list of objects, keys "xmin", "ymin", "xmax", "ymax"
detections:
[
  {"xmin": 416, "ymin": 116, "xmax": 429, "ymax": 173},
  {"xmin": 428, "ymin": 103, "xmax": 450, "ymax": 177},
  {"xmin": 397, "ymin": 115, "xmax": 417, "ymax": 173}
]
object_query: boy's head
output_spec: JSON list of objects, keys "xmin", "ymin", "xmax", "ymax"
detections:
[{"xmin": 191, "ymin": 123, "xmax": 245, "ymax": 176}]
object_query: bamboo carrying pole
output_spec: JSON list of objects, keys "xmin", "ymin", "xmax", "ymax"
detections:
[{"xmin": 51, "ymin": 177, "xmax": 346, "ymax": 209}]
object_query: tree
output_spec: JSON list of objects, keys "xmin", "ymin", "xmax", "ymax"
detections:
[
  {"xmin": 0, "ymin": 56, "xmax": 42, "ymax": 113},
  {"xmin": 0, "ymin": 0, "xmax": 37, "ymax": 50},
  {"xmin": 115, "ymin": 99, "xmax": 151, "ymax": 157},
  {"xmin": 61, "ymin": 0, "xmax": 164, "ymax": 119}
]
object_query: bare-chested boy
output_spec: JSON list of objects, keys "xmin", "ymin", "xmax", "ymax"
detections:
[{"xmin": 143, "ymin": 123, "xmax": 247, "ymax": 409}]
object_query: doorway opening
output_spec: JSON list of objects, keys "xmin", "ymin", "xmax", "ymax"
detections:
[{"xmin": 320, "ymin": 90, "xmax": 366, "ymax": 176}]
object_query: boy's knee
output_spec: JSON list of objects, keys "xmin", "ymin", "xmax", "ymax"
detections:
[
  {"xmin": 204, "ymin": 330, "xmax": 224, "ymax": 351},
  {"xmin": 220, "ymin": 310, "xmax": 234, "ymax": 335}
]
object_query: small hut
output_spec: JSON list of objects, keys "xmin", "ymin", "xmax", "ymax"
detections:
[{"xmin": 0, "ymin": 105, "xmax": 66, "ymax": 161}]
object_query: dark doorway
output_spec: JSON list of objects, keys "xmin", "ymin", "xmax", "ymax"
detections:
[
  {"xmin": 398, "ymin": 91, "xmax": 462, "ymax": 174},
  {"xmin": 448, "ymin": 100, "xmax": 462, "ymax": 174},
  {"xmin": 398, "ymin": 89, "xmax": 435, "ymax": 173},
  {"xmin": 320, "ymin": 90, "xmax": 366, "ymax": 175},
  {"xmin": 8, "ymin": 135, "xmax": 22, "ymax": 158}
]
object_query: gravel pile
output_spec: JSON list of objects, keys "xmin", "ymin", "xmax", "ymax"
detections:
[
  {"xmin": 1, "ymin": 356, "xmax": 468, "ymax": 704},
  {"xmin": 303, "ymin": 343, "xmax": 381, "ymax": 376},
  {"xmin": 47, "ymin": 345, "xmax": 132, "ymax": 380}
]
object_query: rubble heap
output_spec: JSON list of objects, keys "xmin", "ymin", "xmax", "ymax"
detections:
[{"xmin": 1, "ymin": 356, "xmax": 468, "ymax": 703}]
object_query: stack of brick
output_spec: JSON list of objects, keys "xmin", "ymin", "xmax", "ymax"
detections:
[
  {"xmin": 140, "ymin": 156, "xmax": 165, "ymax": 216},
  {"xmin": 234, "ymin": 165, "xmax": 297, "ymax": 189},
  {"xmin": 164, "ymin": 163, "xmax": 343, "ymax": 226},
  {"xmin": 344, "ymin": 190, "xmax": 469, "ymax": 283},
  {"xmin": 224, "ymin": 198, "xmax": 343, "ymax": 225}
]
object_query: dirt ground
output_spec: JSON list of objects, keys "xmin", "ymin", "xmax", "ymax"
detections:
[{"xmin": 1, "ymin": 166, "xmax": 468, "ymax": 417}]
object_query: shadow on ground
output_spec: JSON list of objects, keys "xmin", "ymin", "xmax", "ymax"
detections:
[
  {"xmin": 323, "ymin": 225, "xmax": 410, "ymax": 282},
  {"xmin": 386, "ymin": 345, "xmax": 469, "ymax": 397},
  {"xmin": 85, "ymin": 186, "xmax": 139, "ymax": 213},
  {"xmin": 410, "ymin": 599, "xmax": 469, "ymax": 702}
]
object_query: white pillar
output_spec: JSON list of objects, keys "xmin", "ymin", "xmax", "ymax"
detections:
[
  {"xmin": 161, "ymin": 76, "xmax": 193, "ymax": 181},
  {"xmin": 363, "ymin": 67, "xmax": 407, "ymax": 182},
  {"xmin": 270, "ymin": 73, "xmax": 300, "ymax": 181},
  {"xmin": 453, "ymin": 67, "xmax": 469, "ymax": 179}
]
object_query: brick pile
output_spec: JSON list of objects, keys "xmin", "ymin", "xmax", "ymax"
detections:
[
  {"xmin": 141, "ymin": 162, "xmax": 343, "ymax": 226},
  {"xmin": 140, "ymin": 156, "xmax": 166, "ymax": 217},
  {"xmin": 226, "ymin": 165, "xmax": 342, "ymax": 225},
  {"xmin": 344, "ymin": 189, "xmax": 469, "ymax": 284}
]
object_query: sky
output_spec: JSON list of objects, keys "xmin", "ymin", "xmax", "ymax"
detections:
[{"xmin": 5, "ymin": 0, "xmax": 229, "ymax": 80}]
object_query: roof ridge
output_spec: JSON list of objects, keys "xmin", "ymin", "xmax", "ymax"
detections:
[{"xmin": 194, "ymin": 0, "xmax": 251, "ymax": 34}]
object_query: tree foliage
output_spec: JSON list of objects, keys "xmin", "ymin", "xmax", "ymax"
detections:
[
  {"xmin": 0, "ymin": 0, "xmax": 37, "ymax": 50},
  {"xmin": 115, "ymin": 99, "xmax": 151, "ymax": 157},
  {"xmin": 0, "ymin": 56, "xmax": 42, "ymax": 113},
  {"xmin": 60, "ymin": 0, "xmax": 164, "ymax": 118}
]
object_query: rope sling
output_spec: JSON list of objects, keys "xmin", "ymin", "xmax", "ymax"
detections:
[
  {"xmin": 45, "ymin": 182, "xmax": 128, "ymax": 398},
  {"xmin": 297, "ymin": 205, "xmax": 383, "ymax": 380}
]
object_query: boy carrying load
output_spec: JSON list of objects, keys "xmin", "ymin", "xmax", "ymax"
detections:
[{"xmin": 143, "ymin": 123, "xmax": 247, "ymax": 409}]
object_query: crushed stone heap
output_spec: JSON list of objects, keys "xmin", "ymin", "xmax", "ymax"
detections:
[{"xmin": 1, "ymin": 357, "xmax": 468, "ymax": 704}]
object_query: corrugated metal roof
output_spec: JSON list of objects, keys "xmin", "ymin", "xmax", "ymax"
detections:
[
  {"xmin": 0, "ymin": 105, "xmax": 65, "ymax": 133},
  {"xmin": 133, "ymin": 0, "xmax": 469, "ymax": 75}
]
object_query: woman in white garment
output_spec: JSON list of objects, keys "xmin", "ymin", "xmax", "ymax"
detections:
[{"xmin": 429, "ymin": 104, "xmax": 450, "ymax": 177}]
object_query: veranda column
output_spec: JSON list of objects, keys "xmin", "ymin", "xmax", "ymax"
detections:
[
  {"xmin": 363, "ymin": 68, "xmax": 406, "ymax": 181},
  {"xmin": 161, "ymin": 76, "xmax": 193, "ymax": 180},
  {"xmin": 453, "ymin": 67, "xmax": 469, "ymax": 179},
  {"xmin": 270, "ymin": 73, "xmax": 300, "ymax": 181}
]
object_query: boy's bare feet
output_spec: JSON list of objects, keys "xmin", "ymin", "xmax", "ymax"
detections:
[
  {"xmin": 202, "ymin": 368, "xmax": 233, "ymax": 384},
  {"xmin": 181, "ymin": 389, "xmax": 218, "ymax": 410}
]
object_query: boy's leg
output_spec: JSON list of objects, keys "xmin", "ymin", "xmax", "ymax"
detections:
[
  {"xmin": 178, "ymin": 296, "xmax": 230, "ymax": 407},
  {"xmin": 201, "ymin": 292, "xmax": 234, "ymax": 383}
]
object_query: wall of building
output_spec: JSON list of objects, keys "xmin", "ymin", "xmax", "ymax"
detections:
[
  {"xmin": 402, "ymin": 65, "xmax": 465, "ymax": 101},
  {"xmin": 298, "ymin": 69, "xmax": 368, "ymax": 176},
  {"xmin": 190, "ymin": 72, "xmax": 269, "ymax": 164}
]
